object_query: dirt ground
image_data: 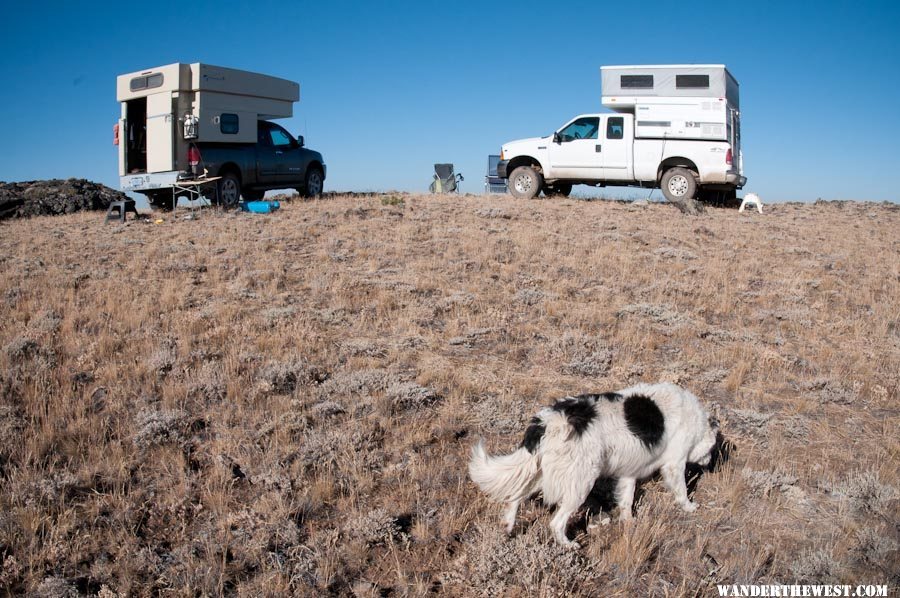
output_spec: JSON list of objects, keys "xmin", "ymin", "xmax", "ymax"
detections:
[{"xmin": 0, "ymin": 193, "xmax": 897, "ymax": 596}]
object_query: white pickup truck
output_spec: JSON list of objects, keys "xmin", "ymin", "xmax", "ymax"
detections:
[{"xmin": 496, "ymin": 65, "xmax": 746, "ymax": 203}]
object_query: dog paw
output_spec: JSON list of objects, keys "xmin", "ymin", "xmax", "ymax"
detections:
[
  {"xmin": 563, "ymin": 540, "xmax": 581, "ymax": 550},
  {"xmin": 587, "ymin": 515, "xmax": 612, "ymax": 530},
  {"xmin": 681, "ymin": 501, "xmax": 698, "ymax": 513}
]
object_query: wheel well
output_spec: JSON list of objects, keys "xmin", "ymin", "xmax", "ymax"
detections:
[
  {"xmin": 657, "ymin": 158, "xmax": 698, "ymax": 182},
  {"xmin": 218, "ymin": 163, "xmax": 242, "ymax": 184},
  {"xmin": 506, "ymin": 156, "xmax": 543, "ymax": 175},
  {"xmin": 307, "ymin": 161, "xmax": 324, "ymax": 178}
]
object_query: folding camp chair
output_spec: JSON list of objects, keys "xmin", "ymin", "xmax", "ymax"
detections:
[
  {"xmin": 429, "ymin": 163, "xmax": 464, "ymax": 193},
  {"xmin": 484, "ymin": 155, "xmax": 507, "ymax": 194}
]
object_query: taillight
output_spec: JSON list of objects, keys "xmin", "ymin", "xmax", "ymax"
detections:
[
  {"xmin": 113, "ymin": 123, "xmax": 119, "ymax": 146},
  {"xmin": 725, "ymin": 148, "xmax": 733, "ymax": 166},
  {"xmin": 188, "ymin": 145, "xmax": 201, "ymax": 166}
]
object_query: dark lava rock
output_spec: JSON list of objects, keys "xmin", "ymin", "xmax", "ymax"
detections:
[{"xmin": 0, "ymin": 178, "xmax": 129, "ymax": 220}]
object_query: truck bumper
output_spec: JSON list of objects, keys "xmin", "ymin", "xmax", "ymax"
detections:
[
  {"xmin": 496, "ymin": 160, "xmax": 509, "ymax": 179},
  {"xmin": 121, "ymin": 171, "xmax": 182, "ymax": 193},
  {"xmin": 726, "ymin": 173, "xmax": 747, "ymax": 188}
]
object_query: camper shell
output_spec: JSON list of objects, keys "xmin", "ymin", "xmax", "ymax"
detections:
[
  {"xmin": 601, "ymin": 65, "xmax": 740, "ymax": 146},
  {"xmin": 601, "ymin": 64, "xmax": 739, "ymax": 106},
  {"xmin": 116, "ymin": 63, "xmax": 300, "ymax": 193}
]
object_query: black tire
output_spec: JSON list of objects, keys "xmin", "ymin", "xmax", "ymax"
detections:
[
  {"xmin": 242, "ymin": 188, "xmax": 264, "ymax": 201},
  {"xmin": 543, "ymin": 183, "xmax": 573, "ymax": 198},
  {"xmin": 508, "ymin": 166, "xmax": 543, "ymax": 200},
  {"xmin": 697, "ymin": 188, "xmax": 739, "ymax": 208},
  {"xmin": 146, "ymin": 191, "xmax": 175, "ymax": 211},
  {"xmin": 217, "ymin": 172, "xmax": 242, "ymax": 208},
  {"xmin": 302, "ymin": 167, "xmax": 324, "ymax": 198},
  {"xmin": 722, "ymin": 188, "xmax": 739, "ymax": 208},
  {"xmin": 660, "ymin": 167, "xmax": 697, "ymax": 203}
]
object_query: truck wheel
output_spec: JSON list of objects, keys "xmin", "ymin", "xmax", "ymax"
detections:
[
  {"xmin": 661, "ymin": 167, "xmax": 697, "ymax": 203},
  {"xmin": 509, "ymin": 166, "xmax": 542, "ymax": 200},
  {"xmin": 722, "ymin": 188, "xmax": 739, "ymax": 208},
  {"xmin": 543, "ymin": 183, "xmax": 572, "ymax": 198},
  {"xmin": 146, "ymin": 191, "xmax": 175, "ymax": 211},
  {"xmin": 302, "ymin": 167, "xmax": 324, "ymax": 197},
  {"xmin": 217, "ymin": 172, "xmax": 242, "ymax": 208}
]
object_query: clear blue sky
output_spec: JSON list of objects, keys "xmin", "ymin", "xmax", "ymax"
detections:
[{"xmin": 1, "ymin": 0, "xmax": 898, "ymax": 202}]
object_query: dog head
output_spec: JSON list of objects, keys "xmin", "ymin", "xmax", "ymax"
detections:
[{"xmin": 688, "ymin": 415, "xmax": 719, "ymax": 467}]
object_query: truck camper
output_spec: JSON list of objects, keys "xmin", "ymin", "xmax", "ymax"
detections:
[
  {"xmin": 115, "ymin": 63, "xmax": 325, "ymax": 209},
  {"xmin": 496, "ymin": 64, "xmax": 745, "ymax": 203}
]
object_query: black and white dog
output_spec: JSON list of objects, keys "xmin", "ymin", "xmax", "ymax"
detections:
[{"xmin": 468, "ymin": 383, "xmax": 718, "ymax": 548}]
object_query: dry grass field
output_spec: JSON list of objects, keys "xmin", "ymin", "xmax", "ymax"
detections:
[{"xmin": 1, "ymin": 193, "xmax": 898, "ymax": 596}]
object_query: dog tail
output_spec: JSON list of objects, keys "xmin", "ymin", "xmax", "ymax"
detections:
[{"xmin": 468, "ymin": 439, "xmax": 540, "ymax": 504}]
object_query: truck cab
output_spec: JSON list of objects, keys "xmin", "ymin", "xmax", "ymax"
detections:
[{"xmin": 498, "ymin": 114, "xmax": 635, "ymax": 197}]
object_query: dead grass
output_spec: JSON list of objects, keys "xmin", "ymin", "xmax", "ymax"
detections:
[{"xmin": 0, "ymin": 194, "xmax": 898, "ymax": 596}]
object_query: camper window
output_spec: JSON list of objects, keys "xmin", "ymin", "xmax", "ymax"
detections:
[
  {"xmin": 220, "ymin": 113, "xmax": 239, "ymax": 134},
  {"xmin": 129, "ymin": 73, "xmax": 164, "ymax": 92},
  {"xmin": 621, "ymin": 75, "xmax": 653, "ymax": 89},
  {"xmin": 676, "ymin": 74, "xmax": 710, "ymax": 89},
  {"xmin": 607, "ymin": 117, "xmax": 624, "ymax": 140}
]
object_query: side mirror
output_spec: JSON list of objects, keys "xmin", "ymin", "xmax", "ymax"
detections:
[
  {"xmin": 553, "ymin": 132, "xmax": 561, "ymax": 144},
  {"xmin": 297, "ymin": 135, "xmax": 305, "ymax": 148}
]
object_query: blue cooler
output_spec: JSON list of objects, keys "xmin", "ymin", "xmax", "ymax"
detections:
[{"xmin": 240, "ymin": 200, "xmax": 281, "ymax": 213}]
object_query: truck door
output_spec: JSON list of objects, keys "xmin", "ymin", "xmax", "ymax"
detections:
[
  {"xmin": 265, "ymin": 122, "xmax": 304, "ymax": 183},
  {"xmin": 597, "ymin": 116, "xmax": 631, "ymax": 181},
  {"xmin": 547, "ymin": 116, "xmax": 603, "ymax": 179},
  {"xmin": 257, "ymin": 121, "xmax": 280, "ymax": 183},
  {"xmin": 145, "ymin": 92, "xmax": 174, "ymax": 173}
]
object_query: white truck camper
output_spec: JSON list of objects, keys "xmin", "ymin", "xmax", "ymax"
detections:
[
  {"xmin": 115, "ymin": 63, "xmax": 325, "ymax": 208},
  {"xmin": 496, "ymin": 64, "xmax": 746, "ymax": 203}
]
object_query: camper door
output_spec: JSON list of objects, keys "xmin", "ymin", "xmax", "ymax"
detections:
[{"xmin": 146, "ymin": 92, "xmax": 175, "ymax": 173}]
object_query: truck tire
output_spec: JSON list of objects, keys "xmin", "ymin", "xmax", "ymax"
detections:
[
  {"xmin": 543, "ymin": 183, "xmax": 572, "ymax": 198},
  {"xmin": 146, "ymin": 191, "xmax": 175, "ymax": 211},
  {"xmin": 302, "ymin": 167, "xmax": 324, "ymax": 197},
  {"xmin": 217, "ymin": 172, "xmax": 242, "ymax": 208},
  {"xmin": 661, "ymin": 167, "xmax": 697, "ymax": 203},
  {"xmin": 697, "ymin": 188, "xmax": 739, "ymax": 207},
  {"xmin": 509, "ymin": 166, "xmax": 542, "ymax": 200}
]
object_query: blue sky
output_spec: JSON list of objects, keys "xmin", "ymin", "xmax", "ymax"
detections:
[{"xmin": 1, "ymin": 0, "xmax": 898, "ymax": 202}]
